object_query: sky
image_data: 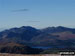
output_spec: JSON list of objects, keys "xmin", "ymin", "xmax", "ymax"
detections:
[{"xmin": 0, "ymin": 0, "xmax": 75, "ymax": 29}]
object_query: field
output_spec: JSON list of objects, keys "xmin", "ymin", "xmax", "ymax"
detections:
[{"xmin": 0, "ymin": 53, "xmax": 61, "ymax": 56}]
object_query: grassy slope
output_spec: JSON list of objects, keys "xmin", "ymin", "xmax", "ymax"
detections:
[{"xmin": 0, "ymin": 53, "xmax": 60, "ymax": 56}]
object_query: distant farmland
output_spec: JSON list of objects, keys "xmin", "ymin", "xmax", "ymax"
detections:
[{"xmin": 0, "ymin": 53, "xmax": 61, "ymax": 56}]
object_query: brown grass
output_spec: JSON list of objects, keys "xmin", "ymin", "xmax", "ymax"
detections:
[{"xmin": 0, "ymin": 53, "xmax": 61, "ymax": 56}]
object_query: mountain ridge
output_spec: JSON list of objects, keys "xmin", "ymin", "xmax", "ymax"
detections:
[{"xmin": 0, "ymin": 26, "xmax": 75, "ymax": 48}]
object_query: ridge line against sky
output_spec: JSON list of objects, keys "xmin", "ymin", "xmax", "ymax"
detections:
[{"xmin": 0, "ymin": 0, "xmax": 75, "ymax": 28}]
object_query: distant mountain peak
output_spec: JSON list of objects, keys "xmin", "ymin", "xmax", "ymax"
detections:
[
  {"xmin": 20, "ymin": 26, "xmax": 37, "ymax": 30},
  {"xmin": 57, "ymin": 26, "xmax": 65, "ymax": 28},
  {"xmin": 20, "ymin": 26, "xmax": 32, "ymax": 28}
]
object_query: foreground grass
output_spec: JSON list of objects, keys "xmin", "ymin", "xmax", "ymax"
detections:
[{"xmin": 0, "ymin": 53, "xmax": 61, "ymax": 56}]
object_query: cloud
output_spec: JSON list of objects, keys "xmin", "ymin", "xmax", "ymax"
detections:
[
  {"xmin": 12, "ymin": 9, "xmax": 29, "ymax": 12},
  {"xmin": 25, "ymin": 21, "xmax": 40, "ymax": 22}
]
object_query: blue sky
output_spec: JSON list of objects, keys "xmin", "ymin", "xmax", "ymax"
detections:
[{"xmin": 0, "ymin": 0, "xmax": 75, "ymax": 29}]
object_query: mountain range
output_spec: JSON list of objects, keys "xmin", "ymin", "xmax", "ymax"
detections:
[{"xmin": 0, "ymin": 26, "xmax": 75, "ymax": 49}]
